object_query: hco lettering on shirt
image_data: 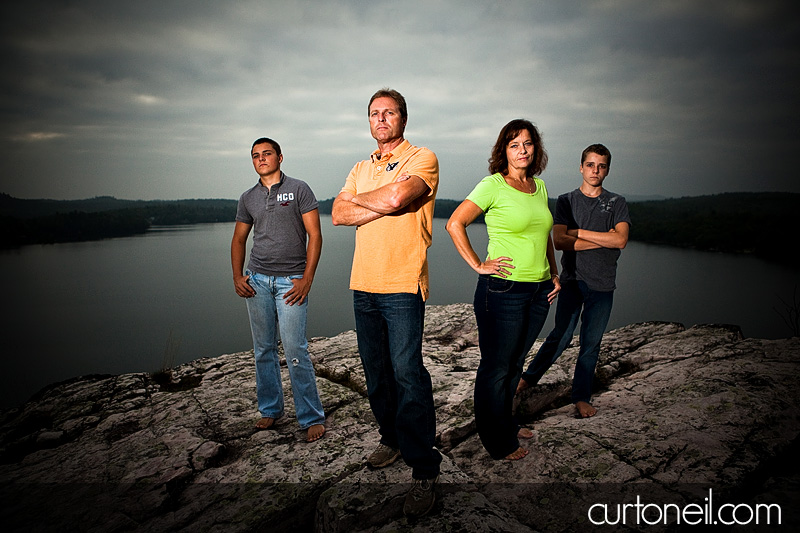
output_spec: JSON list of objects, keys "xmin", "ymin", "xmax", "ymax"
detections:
[{"xmin": 277, "ymin": 193, "xmax": 295, "ymax": 202}]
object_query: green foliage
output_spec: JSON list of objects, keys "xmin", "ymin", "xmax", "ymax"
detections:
[
  {"xmin": 317, "ymin": 197, "xmax": 333, "ymax": 214},
  {"xmin": 129, "ymin": 201, "xmax": 237, "ymax": 225},
  {"xmin": 431, "ymin": 199, "xmax": 462, "ymax": 219},
  {"xmin": 627, "ymin": 192, "xmax": 794, "ymax": 264},
  {"xmin": 0, "ymin": 193, "xmax": 145, "ymax": 219},
  {"xmin": 0, "ymin": 195, "xmax": 237, "ymax": 248},
  {"xmin": 1, "ymin": 210, "xmax": 150, "ymax": 247},
  {"xmin": 2, "ymin": 192, "xmax": 797, "ymax": 267}
]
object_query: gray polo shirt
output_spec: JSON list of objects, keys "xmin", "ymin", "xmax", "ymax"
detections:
[{"xmin": 235, "ymin": 172, "xmax": 319, "ymax": 276}]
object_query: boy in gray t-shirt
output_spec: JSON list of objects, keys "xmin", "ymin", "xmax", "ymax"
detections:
[
  {"xmin": 231, "ymin": 137, "xmax": 325, "ymax": 442},
  {"xmin": 517, "ymin": 144, "xmax": 631, "ymax": 418}
]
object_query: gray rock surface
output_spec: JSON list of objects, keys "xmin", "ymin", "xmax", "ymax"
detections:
[{"xmin": 1, "ymin": 303, "xmax": 798, "ymax": 531}]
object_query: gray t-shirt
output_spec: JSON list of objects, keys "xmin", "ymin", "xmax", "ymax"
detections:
[
  {"xmin": 555, "ymin": 188, "xmax": 631, "ymax": 292},
  {"xmin": 235, "ymin": 172, "xmax": 319, "ymax": 276}
]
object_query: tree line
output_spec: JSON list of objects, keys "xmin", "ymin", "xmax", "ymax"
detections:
[
  {"xmin": 1, "ymin": 192, "xmax": 795, "ymax": 265},
  {"xmin": 0, "ymin": 194, "xmax": 236, "ymax": 248},
  {"xmin": 625, "ymin": 192, "xmax": 791, "ymax": 263}
]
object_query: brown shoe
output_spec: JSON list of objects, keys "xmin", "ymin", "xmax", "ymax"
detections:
[
  {"xmin": 367, "ymin": 443, "xmax": 400, "ymax": 468},
  {"xmin": 403, "ymin": 476, "xmax": 438, "ymax": 518}
]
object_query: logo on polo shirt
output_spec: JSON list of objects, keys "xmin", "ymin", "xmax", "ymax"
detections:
[
  {"xmin": 277, "ymin": 192, "xmax": 294, "ymax": 204},
  {"xmin": 386, "ymin": 162, "xmax": 399, "ymax": 171}
]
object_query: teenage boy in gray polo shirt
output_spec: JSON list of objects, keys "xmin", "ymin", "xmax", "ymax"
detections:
[{"xmin": 231, "ymin": 137, "xmax": 325, "ymax": 442}]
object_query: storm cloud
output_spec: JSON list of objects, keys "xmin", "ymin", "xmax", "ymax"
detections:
[{"xmin": 1, "ymin": 0, "xmax": 798, "ymax": 201}]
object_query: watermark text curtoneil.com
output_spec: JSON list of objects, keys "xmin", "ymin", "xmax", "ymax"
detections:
[{"xmin": 588, "ymin": 489, "xmax": 781, "ymax": 527}]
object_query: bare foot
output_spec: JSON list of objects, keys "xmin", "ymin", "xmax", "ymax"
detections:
[
  {"xmin": 575, "ymin": 401, "xmax": 597, "ymax": 418},
  {"xmin": 515, "ymin": 378, "xmax": 530, "ymax": 394},
  {"xmin": 517, "ymin": 427, "xmax": 534, "ymax": 439},
  {"xmin": 504, "ymin": 447, "xmax": 529, "ymax": 461},
  {"xmin": 255, "ymin": 417, "xmax": 275, "ymax": 430},
  {"xmin": 307, "ymin": 424, "xmax": 325, "ymax": 442}
]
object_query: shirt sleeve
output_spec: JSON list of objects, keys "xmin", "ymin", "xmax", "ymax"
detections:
[
  {"xmin": 340, "ymin": 162, "xmax": 361, "ymax": 196},
  {"xmin": 406, "ymin": 147, "xmax": 439, "ymax": 196},
  {"xmin": 465, "ymin": 175, "xmax": 498, "ymax": 212},
  {"xmin": 235, "ymin": 193, "xmax": 253, "ymax": 224},
  {"xmin": 537, "ymin": 178, "xmax": 550, "ymax": 204},
  {"xmin": 613, "ymin": 196, "xmax": 632, "ymax": 227},
  {"xmin": 297, "ymin": 181, "xmax": 319, "ymax": 214},
  {"xmin": 553, "ymin": 194, "xmax": 576, "ymax": 228}
]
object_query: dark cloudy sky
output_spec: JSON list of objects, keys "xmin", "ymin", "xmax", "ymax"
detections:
[{"xmin": 1, "ymin": 0, "xmax": 798, "ymax": 202}]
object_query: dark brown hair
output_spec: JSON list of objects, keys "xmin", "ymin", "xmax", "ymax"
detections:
[
  {"xmin": 581, "ymin": 143, "xmax": 611, "ymax": 166},
  {"xmin": 488, "ymin": 119, "xmax": 548, "ymax": 178},
  {"xmin": 251, "ymin": 137, "xmax": 281, "ymax": 156}
]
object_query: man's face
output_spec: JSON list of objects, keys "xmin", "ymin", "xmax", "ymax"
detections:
[
  {"xmin": 251, "ymin": 143, "xmax": 282, "ymax": 177},
  {"xmin": 580, "ymin": 152, "xmax": 610, "ymax": 188},
  {"xmin": 368, "ymin": 96, "xmax": 406, "ymax": 144}
]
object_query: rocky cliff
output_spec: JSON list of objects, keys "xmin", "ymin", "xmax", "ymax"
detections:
[{"xmin": 1, "ymin": 303, "xmax": 799, "ymax": 532}]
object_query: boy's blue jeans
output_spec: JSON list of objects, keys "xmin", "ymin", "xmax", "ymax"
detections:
[
  {"xmin": 245, "ymin": 271, "xmax": 325, "ymax": 429},
  {"xmin": 521, "ymin": 280, "xmax": 614, "ymax": 403}
]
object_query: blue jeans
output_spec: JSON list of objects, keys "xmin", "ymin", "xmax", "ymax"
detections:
[
  {"xmin": 473, "ymin": 275, "xmax": 554, "ymax": 459},
  {"xmin": 520, "ymin": 280, "xmax": 614, "ymax": 404},
  {"xmin": 353, "ymin": 290, "xmax": 441, "ymax": 480},
  {"xmin": 245, "ymin": 271, "xmax": 325, "ymax": 429}
]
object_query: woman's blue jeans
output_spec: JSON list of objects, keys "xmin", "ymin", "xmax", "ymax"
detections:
[
  {"xmin": 520, "ymin": 280, "xmax": 614, "ymax": 403},
  {"xmin": 473, "ymin": 275, "xmax": 554, "ymax": 459},
  {"xmin": 353, "ymin": 290, "xmax": 441, "ymax": 480},
  {"xmin": 245, "ymin": 271, "xmax": 325, "ymax": 429}
]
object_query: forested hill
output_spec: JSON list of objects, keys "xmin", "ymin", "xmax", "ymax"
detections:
[
  {"xmin": 0, "ymin": 194, "xmax": 236, "ymax": 248},
  {"xmin": 625, "ymin": 192, "xmax": 792, "ymax": 263},
  {"xmin": 0, "ymin": 195, "xmax": 237, "ymax": 220},
  {"xmin": 1, "ymin": 192, "xmax": 796, "ymax": 265}
]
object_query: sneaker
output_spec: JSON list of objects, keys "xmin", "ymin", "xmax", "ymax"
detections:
[
  {"xmin": 367, "ymin": 443, "xmax": 400, "ymax": 468},
  {"xmin": 403, "ymin": 476, "xmax": 438, "ymax": 518}
]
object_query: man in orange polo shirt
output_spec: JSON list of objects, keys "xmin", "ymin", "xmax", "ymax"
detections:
[{"xmin": 332, "ymin": 88, "xmax": 441, "ymax": 518}]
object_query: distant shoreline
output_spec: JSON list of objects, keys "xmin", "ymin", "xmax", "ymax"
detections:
[{"xmin": 1, "ymin": 192, "xmax": 796, "ymax": 266}]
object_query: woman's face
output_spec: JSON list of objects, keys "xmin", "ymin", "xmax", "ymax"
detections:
[{"xmin": 505, "ymin": 129, "xmax": 535, "ymax": 174}]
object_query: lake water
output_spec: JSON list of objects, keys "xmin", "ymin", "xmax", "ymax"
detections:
[{"xmin": 1, "ymin": 216, "xmax": 797, "ymax": 409}]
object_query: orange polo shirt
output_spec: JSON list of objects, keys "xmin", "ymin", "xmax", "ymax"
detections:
[{"xmin": 341, "ymin": 139, "xmax": 439, "ymax": 300}]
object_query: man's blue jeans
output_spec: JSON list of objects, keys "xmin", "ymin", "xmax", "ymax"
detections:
[
  {"xmin": 473, "ymin": 275, "xmax": 554, "ymax": 459},
  {"xmin": 520, "ymin": 280, "xmax": 614, "ymax": 404},
  {"xmin": 245, "ymin": 271, "xmax": 325, "ymax": 429},
  {"xmin": 353, "ymin": 290, "xmax": 441, "ymax": 480}
]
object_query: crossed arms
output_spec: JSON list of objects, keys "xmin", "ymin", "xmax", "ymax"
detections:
[
  {"xmin": 553, "ymin": 221, "xmax": 630, "ymax": 251},
  {"xmin": 331, "ymin": 173, "xmax": 431, "ymax": 226}
]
